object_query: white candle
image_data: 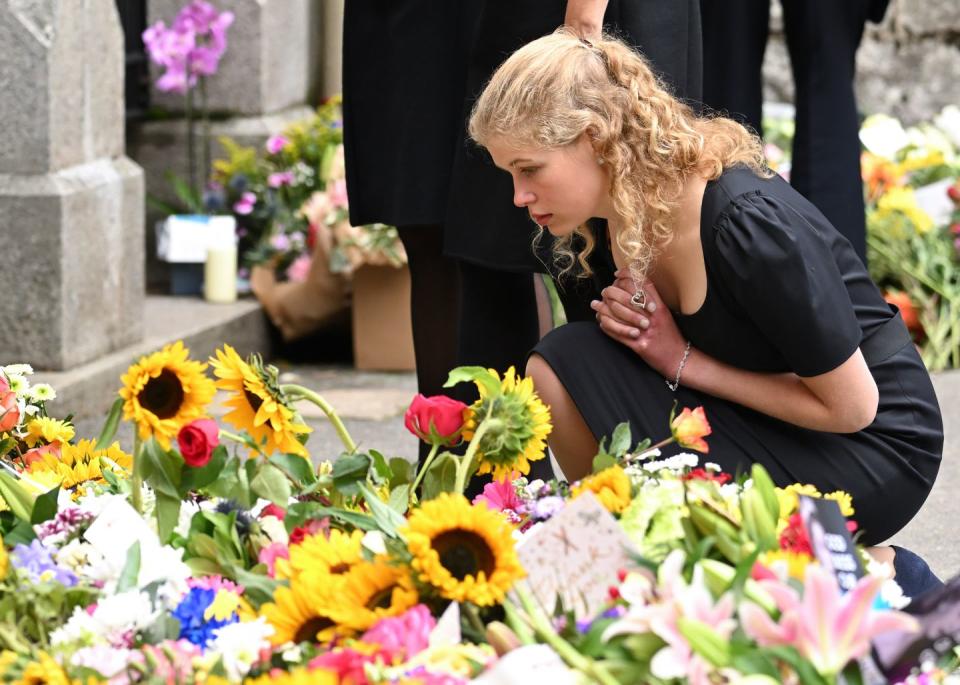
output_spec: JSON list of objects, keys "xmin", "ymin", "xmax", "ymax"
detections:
[{"xmin": 204, "ymin": 244, "xmax": 238, "ymax": 303}]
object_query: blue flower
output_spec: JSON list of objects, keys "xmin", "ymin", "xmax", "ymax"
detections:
[
  {"xmin": 11, "ymin": 539, "xmax": 78, "ymax": 586},
  {"xmin": 172, "ymin": 587, "xmax": 238, "ymax": 648}
]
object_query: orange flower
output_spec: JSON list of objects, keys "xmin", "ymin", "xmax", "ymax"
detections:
[
  {"xmin": 861, "ymin": 152, "xmax": 902, "ymax": 202},
  {"xmin": 670, "ymin": 406, "xmax": 711, "ymax": 453},
  {"xmin": 883, "ymin": 290, "xmax": 923, "ymax": 338}
]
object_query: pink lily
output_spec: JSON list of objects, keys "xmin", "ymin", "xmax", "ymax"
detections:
[{"xmin": 740, "ymin": 564, "xmax": 919, "ymax": 676}]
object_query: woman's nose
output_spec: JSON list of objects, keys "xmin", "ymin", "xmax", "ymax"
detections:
[{"xmin": 513, "ymin": 185, "xmax": 535, "ymax": 208}]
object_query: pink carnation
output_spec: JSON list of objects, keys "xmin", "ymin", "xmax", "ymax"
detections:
[
  {"xmin": 361, "ymin": 604, "xmax": 435, "ymax": 663},
  {"xmin": 309, "ymin": 648, "xmax": 371, "ymax": 685},
  {"xmin": 473, "ymin": 475, "xmax": 525, "ymax": 524},
  {"xmin": 258, "ymin": 542, "xmax": 289, "ymax": 578},
  {"xmin": 187, "ymin": 575, "xmax": 243, "ymax": 594}
]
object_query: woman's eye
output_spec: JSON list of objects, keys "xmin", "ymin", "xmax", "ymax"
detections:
[{"xmin": 520, "ymin": 167, "xmax": 539, "ymax": 177}]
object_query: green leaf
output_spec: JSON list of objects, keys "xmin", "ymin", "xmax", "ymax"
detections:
[
  {"xmin": 608, "ymin": 422, "xmax": 632, "ymax": 458},
  {"xmin": 250, "ymin": 464, "xmax": 292, "ymax": 507},
  {"xmin": 592, "ymin": 451, "xmax": 617, "ymax": 473},
  {"xmin": 205, "ymin": 456, "xmax": 242, "ymax": 501},
  {"xmin": 332, "ymin": 453, "xmax": 371, "ymax": 496},
  {"xmin": 230, "ymin": 566, "xmax": 283, "ymax": 609},
  {"xmin": 388, "ymin": 458, "xmax": 412, "ymax": 487},
  {"xmin": 181, "ymin": 445, "xmax": 228, "ymax": 492},
  {"xmin": 444, "ymin": 366, "xmax": 501, "ymax": 397},
  {"xmin": 116, "ymin": 542, "xmax": 141, "ymax": 593},
  {"xmin": 357, "ymin": 482, "xmax": 406, "ymax": 538},
  {"xmin": 749, "ymin": 463, "xmax": 781, "ymax": 522},
  {"xmin": 155, "ymin": 492, "xmax": 182, "ymax": 544},
  {"xmin": 140, "ymin": 438, "xmax": 183, "ymax": 499},
  {"xmin": 677, "ymin": 617, "xmax": 731, "ymax": 667},
  {"xmin": 95, "ymin": 398, "xmax": 124, "ymax": 447},
  {"xmin": 285, "ymin": 501, "xmax": 378, "ymax": 532},
  {"xmin": 387, "ymin": 484, "xmax": 411, "ymax": 516},
  {"xmin": 2, "ymin": 518, "xmax": 36, "ymax": 545},
  {"xmin": 369, "ymin": 450, "xmax": 392, "ymax": 484},
  {"xmin": 421, "ymin": 454, "xmax": 458, "ymax": 500},
  {"xmin": 186, "ymin": 557, "xmax": 224, "ymax": 577},
  {"xmin": 187, "ymin": 532, "xmax": 221, "ymax": 561},
  {"xmin": 269, "ymin": 454, "xmax": 316, "ymax": 486},
  {"xmin": 0, "ymin": 471, "xmax": 36, "ymax": 522},
  {"xmin": 30, "ymin": 486, "xmax": 60, "ymax": 525},
  {"xmin": 164, "ymin": 171, "xmax": 203, "ymax": 213},
  {"xmin": 764, "ymin": 646, "xmax": 831, "ymax": 685},
  {"xmin": 0, "ymin": 436, "xmax": 18, "ymax": 457}
]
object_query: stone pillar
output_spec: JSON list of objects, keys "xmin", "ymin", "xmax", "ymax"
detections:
[
  {"xmin": 130, "ymin": 0, "xmax": 324, "ymax": 289},
  {"xmin": 321, "ymin": 0, "xmax": 344, "ymax": 99},
  {"xmin": 0, "ymin": 1, "xmax": 145, "ymax": 370}
]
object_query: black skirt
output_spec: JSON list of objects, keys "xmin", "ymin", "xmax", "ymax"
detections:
[{"xmin": 443, "ymin": 0, "xmax": 703, "ymax": 272}]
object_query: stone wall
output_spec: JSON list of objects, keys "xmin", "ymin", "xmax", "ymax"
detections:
[{"xmin": 761, "ymin": 0, "xmax": 960, "ymax": 125}]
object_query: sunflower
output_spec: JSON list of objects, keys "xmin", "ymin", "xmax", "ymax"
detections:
[
  {"xmin": 259, "ymin": 572, "xmax": 345, "ymax": 646},
  {"xmin": 281, "ymin": 529, "xmax": 365, "ymax": 581},
  {"xmin": 119, "ymin": 341, "xmax": 216, "ymax": 448},
  {"xmin": 329, "ymin": 559, "xmax": 419, "ymax": 631},
  {"xmin": 27, "ymin": 439, "xmax": 132, "ymax": 496},
  {"xmin": 572, "ymin": 465, "xmax": 632, "ymax": 514},
  {"xmin": 23, "ymin": 417, "xmax": 74, "ymax": 448},
  {"xmin": 15, "ymin": 651, "xmax": 71, "ymax": 685},
  {"xmin": 461, "ymin": 367, "xmax": 552, "ymax": 480},
  {"xmin": 242, "ymin": 666, "xmax": 338, "ymax": 685},
  {"xmin": 402, "ymin": 493, "xmax": 525, "ymax": 606},
  {"xmin": 209, "ymin": 345, "xmax": 311, "ymax": 458}
]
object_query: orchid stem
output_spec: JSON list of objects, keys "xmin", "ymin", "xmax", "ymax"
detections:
[{"xmin": 281, "ymin": 384, "xmax": 357, "ymax": 454}]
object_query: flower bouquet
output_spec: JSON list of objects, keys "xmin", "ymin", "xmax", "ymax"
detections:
[{"xmin": 0, "ymin": 348, "xmax": 956, "ymax": 684}]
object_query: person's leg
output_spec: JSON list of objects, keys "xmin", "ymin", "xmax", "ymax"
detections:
[
  {"xmin": 397, "ymin": 225, "xmax": 461, "ymax": 462},
  {"xmin": 526, "ymin": 353, "xmax": 598, "ymax": 481},
  {"xmin": 781, "ymin": 0, "xmax": 869, "ymax": 263},
  {"xmin": 699, "ymin": 0, "xmax": 770, "ymax": 135}
]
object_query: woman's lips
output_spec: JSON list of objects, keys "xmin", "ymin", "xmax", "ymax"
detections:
[{"xmin": 531, "ymin": 212, "xmax": 553, "ymax": 225}]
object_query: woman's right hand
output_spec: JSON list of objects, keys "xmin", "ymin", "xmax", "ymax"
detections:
[{"xmin": 563, "ymin": 0, "xmax": 608, "ymax": 41}]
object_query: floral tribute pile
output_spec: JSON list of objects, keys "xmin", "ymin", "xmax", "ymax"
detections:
[{"xmin": 0, "ymin": 346, "xmax": 956, "ymax": 684}]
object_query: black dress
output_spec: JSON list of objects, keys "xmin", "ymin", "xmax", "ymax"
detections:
[
  {"xmin": 532, "ymin": 166, "xmax": 943, "ymax": 545},
  {"xmin": 342, "ymin": 1, "xmax": 478, "ymax": 227},
  {"xmin": 443, "ymin": 0, "xmax": 703, "ymax": 272}
]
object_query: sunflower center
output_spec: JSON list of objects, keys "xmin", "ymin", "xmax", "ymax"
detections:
[
  {"xmin": 432, "ymin": 529, "xmax": 496, "ymax": 580},
  {"xmin": 139, "ymin": 369, "xmax": 185, "ymax": 419},
  {"xmin": 367, "ymin": 585, "xmax": 396, "ymax": 610},
  {"xmin": 328, "ymin": 563, "xmax": 351, "ymax": 574},
  {"xmin": 294, "ymin": 615, "xmax": 334, "ymax": 644},
  {"xmin": 244, "ymin": 388, "xmax": 264, "ymax": 413}
]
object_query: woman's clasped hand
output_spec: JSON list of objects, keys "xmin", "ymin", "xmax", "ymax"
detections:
[{"xmin": 591, "ymin": 269, "xmax": 689, "ymax": 380}]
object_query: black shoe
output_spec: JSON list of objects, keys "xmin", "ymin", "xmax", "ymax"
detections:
[{"xmin": 891, "ymin": 545, "xmax": 944, "ymax": 599}]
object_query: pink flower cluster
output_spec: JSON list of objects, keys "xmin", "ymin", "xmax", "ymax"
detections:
[{"xmin": 142, "ymin": 1, "xmax": 235, "ymax": 94}]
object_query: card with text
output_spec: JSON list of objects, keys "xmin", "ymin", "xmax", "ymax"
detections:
[{"xmin": 514, "ymin": 492, "xmax": 638, "ymax": 619}]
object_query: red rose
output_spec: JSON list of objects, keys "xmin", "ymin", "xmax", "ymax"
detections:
[
  {"xmin": 403, "ymin": 394, "xmax": 469, "ymax": 446},
  {"xmin": 259, "ymin": 503, "xmax": 286, "ymax": 520},
  {"xmin": 289, "ymin": 518, "xmax": 329, "ymax": 546},
  {"xmin": 177, "ymin": 418, "xmax": 220, "ymax": 467},
  {"xmin": 0, "ymin": 391, "xmax": 20, "ymax": 433}
]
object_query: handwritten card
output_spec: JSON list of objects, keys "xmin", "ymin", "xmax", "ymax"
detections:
[{"xmin": 514, "ymin": 492, "xmax": 638, "ymax": 619}]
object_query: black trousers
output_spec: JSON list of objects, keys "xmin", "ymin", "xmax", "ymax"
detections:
[{"xmin": 700, "ymin": 0, "xmax": 875, "ymax": 263}]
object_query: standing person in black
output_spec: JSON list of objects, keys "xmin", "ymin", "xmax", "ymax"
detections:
[
  {"xmin": 445, "ymin": 0, "xmax": 702, "ymax": 482},
  {"xmin": 342, "ymin": 2, "xmax": 478, "ymax": 462},
  {"xmin": 469, "ymin": 30, "xmax": 943, "ymax": 597},
  {"xmin": 699, "ymin": 0, "xmax": 891, "ymax": 265}
]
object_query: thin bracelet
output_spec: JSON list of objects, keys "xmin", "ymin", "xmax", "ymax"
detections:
[{"xmin": 665, "ymin": 341, "xmax": 692, "ymax": 392}]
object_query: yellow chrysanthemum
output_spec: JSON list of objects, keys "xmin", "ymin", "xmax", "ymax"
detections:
[
  {"xmin": 875, "ymin": 186, "xmax": 934, "ymax": 234},
  {"xmin": 572, "ymin": 465, "xmax": 632, "ymax": 514},
  {"xmin": 242, "ymin": 666, "xmax": 338, "ymax": 685},
  {"xmin": 23, "ymin": 417, "xmax": 74, "ymax": 448},
  {"xmin": 0, "ymin": 651, "xmax": 17, "ymax": 680},
  {"xmin": 27, "ymin": 439, "xmax": 132, "ymax": 497},
  {"xmin": 259, "ymin": 573, "xmax": 344, "ymax": 646},
  {"xmin": 461, "ymin": 367, "xmax": 552, "ymax": 480},
  {"xmin": 119, "ymin": 341, "xmax": 216, "ymax": 448},
  {"xmin": 406, "ymin": 642, "xmax": 495, "ymax": 678},
  {"xmin": 402, "ymin": 493, "xmax": 525, "ymax": 606},
  {"xmin": 760, "ymin": 549, "xmax": 818, "ymax": 582},
  {"xmin": 329, "ymin": 559, "xmax": 419, "ymax": 631},
  {"xmin": 823, "ymin": 490, "xmax": 855, "ymax": 518},
  {"xmin": 282, "ymin": 529, "xmax": 365, "ymax": 581},
  {"xmin": 776, "ymin": 483, "xmax": 821, "ymax": 520},
  {"xmin": 15, "ymin": 651, "xmax": 71, "ymax": 685},
  {"xmin": 209, "ymin": 345, "xmax": 311, "ymax": 458}
]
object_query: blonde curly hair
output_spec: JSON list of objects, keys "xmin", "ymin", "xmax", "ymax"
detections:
[{"xmin": 468, "ymin": 29, "xmax": 771, "ymax": 282}]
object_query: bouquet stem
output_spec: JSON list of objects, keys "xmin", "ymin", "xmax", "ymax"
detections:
[
  {"xmin": 130, "ymin": 433, "xmax": 143, "ymax": 514},
  {"xmin": 281, "ymin": 384, "xmax": 357, "ymax": 453}
]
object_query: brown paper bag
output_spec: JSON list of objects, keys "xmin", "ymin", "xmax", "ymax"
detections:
[{"xmin": 250, "ymin": 225, "xmax": 349, "ymax": 342}]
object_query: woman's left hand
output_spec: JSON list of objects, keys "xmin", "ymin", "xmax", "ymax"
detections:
[{"xmin": 590, "ymin": 272, "xmax": 689, "ymax": 378}]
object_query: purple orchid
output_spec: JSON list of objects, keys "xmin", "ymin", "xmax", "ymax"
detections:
[{"xmin": 142, "ymin": 1, "xmax": 235, "ymax": 94}]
